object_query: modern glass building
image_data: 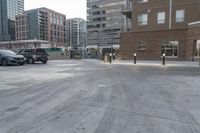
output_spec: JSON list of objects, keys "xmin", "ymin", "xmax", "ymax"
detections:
[
  {"xmin": 65, "ymin": 18, "xmax": 87, "ymax": 50},
  {"xmin": 87, "ymin": 0, "xmax": 129, "ymax": 58},
  {"xmin": 0, "ymin": 0, "xmax": 24, "ymax": 41}
]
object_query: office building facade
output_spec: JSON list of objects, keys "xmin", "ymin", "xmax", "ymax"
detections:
[
  {"xmin": 0, "ymin": 0, "xmax": 24, "ymax": 41},
  {"xmin": 87, "ymin": 0, "xmax": 128, "ymax": 57},
  {"xmin": 120, "ymin": 0, "xmax": 200, "ymax": 60},
  {"xmin": 65, "ymin": 18, "xmax": 87, "ymax": 49},
  {"xmin": 15, "ymin": 7, "xmax": 66, "ymax": 47}
]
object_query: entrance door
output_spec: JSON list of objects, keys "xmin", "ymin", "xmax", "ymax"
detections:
[
  {"xmin": 196, "ymin": 40, "xmax": 200, "ymax": 57},
  {"xmin": 193, "ymin": 40, "xmax": 200, "ymax": 59}
]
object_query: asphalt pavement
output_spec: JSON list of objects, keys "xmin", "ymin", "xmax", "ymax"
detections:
[{"xmin": 0, "ymin": 60, "xmax": 200, "ymax": 133}]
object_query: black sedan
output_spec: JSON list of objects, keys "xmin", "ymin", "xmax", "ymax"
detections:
[{"xmin": 0, "ymin": 50, "xmax": 26, "ymax": 66}]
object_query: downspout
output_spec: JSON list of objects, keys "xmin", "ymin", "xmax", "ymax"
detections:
[{"xmin": 169, "ymin": 0, "xmax": 172, "ymax": 30}]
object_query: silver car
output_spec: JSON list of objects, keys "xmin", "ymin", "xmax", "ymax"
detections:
[{"xmin": 0, "ymin": 50, "xmax": 25, "ymax": 66}]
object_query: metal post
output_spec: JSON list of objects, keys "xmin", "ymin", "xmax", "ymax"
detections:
[
  {"xmin": 169, "ymin": 0, "xmax": 172, "ymax": 30},
  {"xmin": 134, "ymin": 53, "xmax": 137, "ymax": 64},
  {"xmin": 162, "ymin": 53, "xmax": 166, "ymax": 65}
]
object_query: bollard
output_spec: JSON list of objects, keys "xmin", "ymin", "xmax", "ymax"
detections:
[
  {"xmin": 162, "ymin": 53, "xmax": 166, "ymax": 65},
  {"xmin": 134, "ymin": 53, "xmax": 137, "ymax": 64},
  {"xmin": 109, "ymin": 53, "xmax": 112, "ymax": 63}
]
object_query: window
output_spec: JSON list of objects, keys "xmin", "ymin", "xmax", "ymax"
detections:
[
  {"xmin": 138, "ymin": 0, "xmax": 148, "ymax": 3},
  {"xmin": 138, "ymin": 41, "xmax": 146, "ymax": 50},
  {"xmin": 138, "ymin": 14, "xmax": 148, "ymax": 25},
  {"xmin": 157, "ymin": 12, "xmax": 165, "ymax": 24},
  {"xmin": 161, "ymin": 41, "xmax": 178, "ymax": 57},
  {"xmin": 176, "ymin": 10, "xmax": 185, "ymax": 22}
]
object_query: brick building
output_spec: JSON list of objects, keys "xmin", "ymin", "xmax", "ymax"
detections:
[
  {"xmin": 120, "ymin": 0, "xmax": 200, "ymax": 60},
  {"xmin": 15, "ymin": 7, "xmax": 66, "ymax": 48}
]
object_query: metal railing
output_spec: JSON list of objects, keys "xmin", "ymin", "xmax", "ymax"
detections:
[{"xmin": 121, "ymin": 4, "xmax": 132, "ymax": 13}]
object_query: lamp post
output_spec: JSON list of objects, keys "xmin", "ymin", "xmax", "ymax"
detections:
[
  {"xmin": 162, "ymin": 53, "xmax": 166, "ymax": 65},
  {"xmin": 134, "ymin": 53, "xmax": 137, "ymax": 64}
]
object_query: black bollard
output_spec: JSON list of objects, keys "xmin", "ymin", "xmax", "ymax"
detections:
[
  {"xmin": 162, "ymin": 53, "xmax": 166, "ymax": 65},
  {"xmin": 109, "ymin": 53, "xmax": 112, "ymax": 63},
  {"xmin": 134, "ymin": 53, "xmax": 137, "ymax": 64}
]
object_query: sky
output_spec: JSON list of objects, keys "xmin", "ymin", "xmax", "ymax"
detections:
[{"xmin": 25, "ymin": 0, "xmax": 87, "ymax": 19}]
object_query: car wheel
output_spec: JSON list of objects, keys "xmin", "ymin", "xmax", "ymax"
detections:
[
  {"xmin": 1, "ymin": 59, "xmax": 8, "ymax": 66},
  {"xmin": 19, "ymin": 62, "xmax": 24, "ymax": 65},
  {"xmin": 41, "ymin": 58, "xmax": 47, "ymax": 64},
  {"xmin": 28, "ymin": 58, "xmax": 35, "ymax": 64}
]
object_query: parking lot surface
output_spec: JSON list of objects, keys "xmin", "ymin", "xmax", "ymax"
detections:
[{"xmin": 0, "ymin": 60, "xmax": 200, "ymax": 133}]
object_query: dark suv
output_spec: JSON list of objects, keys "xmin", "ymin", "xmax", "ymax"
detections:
[{"xmin": 18, "ymin": 48, "xmax": 48, "ymax": 64}]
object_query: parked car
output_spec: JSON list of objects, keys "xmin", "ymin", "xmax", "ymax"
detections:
[
  {"xmin": 18, "ymin": 48, "xmax": 48, "ymax": 64},
  {"xmin": 0, "ymin": 50, "xmax": 25, "ymax": 66}
]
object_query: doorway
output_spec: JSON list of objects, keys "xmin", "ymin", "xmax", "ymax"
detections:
[{"xmin": 193, "ymin": 40, "xmax": 200, "ymax": 60}]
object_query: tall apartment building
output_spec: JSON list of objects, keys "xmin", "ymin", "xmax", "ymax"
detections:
[
  {"xmin": 87, "ymin": 0, "xmax": 128, "ymax": 57},
  {"xmin": 65, "ymin": 18, "xmax": 87, "ymax": 50},
  {"xmin": 120, "ymin": 0, "xmax": 200, "ymax": 60},
  {"xmin": 0, "ymin": 0, "xmax": 24, "ymax": 41},
  {"xmin": 15, "ymin": 7, "xmax": 66, "ymax": 47}
]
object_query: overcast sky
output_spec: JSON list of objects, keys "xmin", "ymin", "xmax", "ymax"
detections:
[{"xmin": 25, "ymin": 0, "xmax": 87, "ymax": 19}]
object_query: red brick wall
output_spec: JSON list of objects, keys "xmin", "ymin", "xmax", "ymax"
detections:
[
  {"xmin": 120, "ymin": 29, "xmax": 188, "ymax": 60},
  {"xmin": 132, "ymin": 0, "xmax": 200, "ymax": 32},
  {"xmin": 119, "ymin": 0, "xmax": 200, "ymax": 60}
]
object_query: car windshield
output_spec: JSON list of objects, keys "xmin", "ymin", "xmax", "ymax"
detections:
[{"xmin": 0, "ymin": 50, "xmax": 16, "ymax": 56}]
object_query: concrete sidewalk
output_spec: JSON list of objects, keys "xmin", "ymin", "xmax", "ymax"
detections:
[{"xmin": 112, "ymin": 60, "xmax": 200, "ymax": 68}]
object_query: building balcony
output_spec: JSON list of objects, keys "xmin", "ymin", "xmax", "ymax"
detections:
[{"xmin": 121, "ymin": 2, "xmax": 132, "ymax": 19}]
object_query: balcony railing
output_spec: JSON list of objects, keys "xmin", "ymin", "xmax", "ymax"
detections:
[
  {"xmin": 121, "ymin": 4, "xmax": 132, "ymax": 18},
  {"xmin": 121, "ymin": 4, "xmax": 132, "ymax": 12}
]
